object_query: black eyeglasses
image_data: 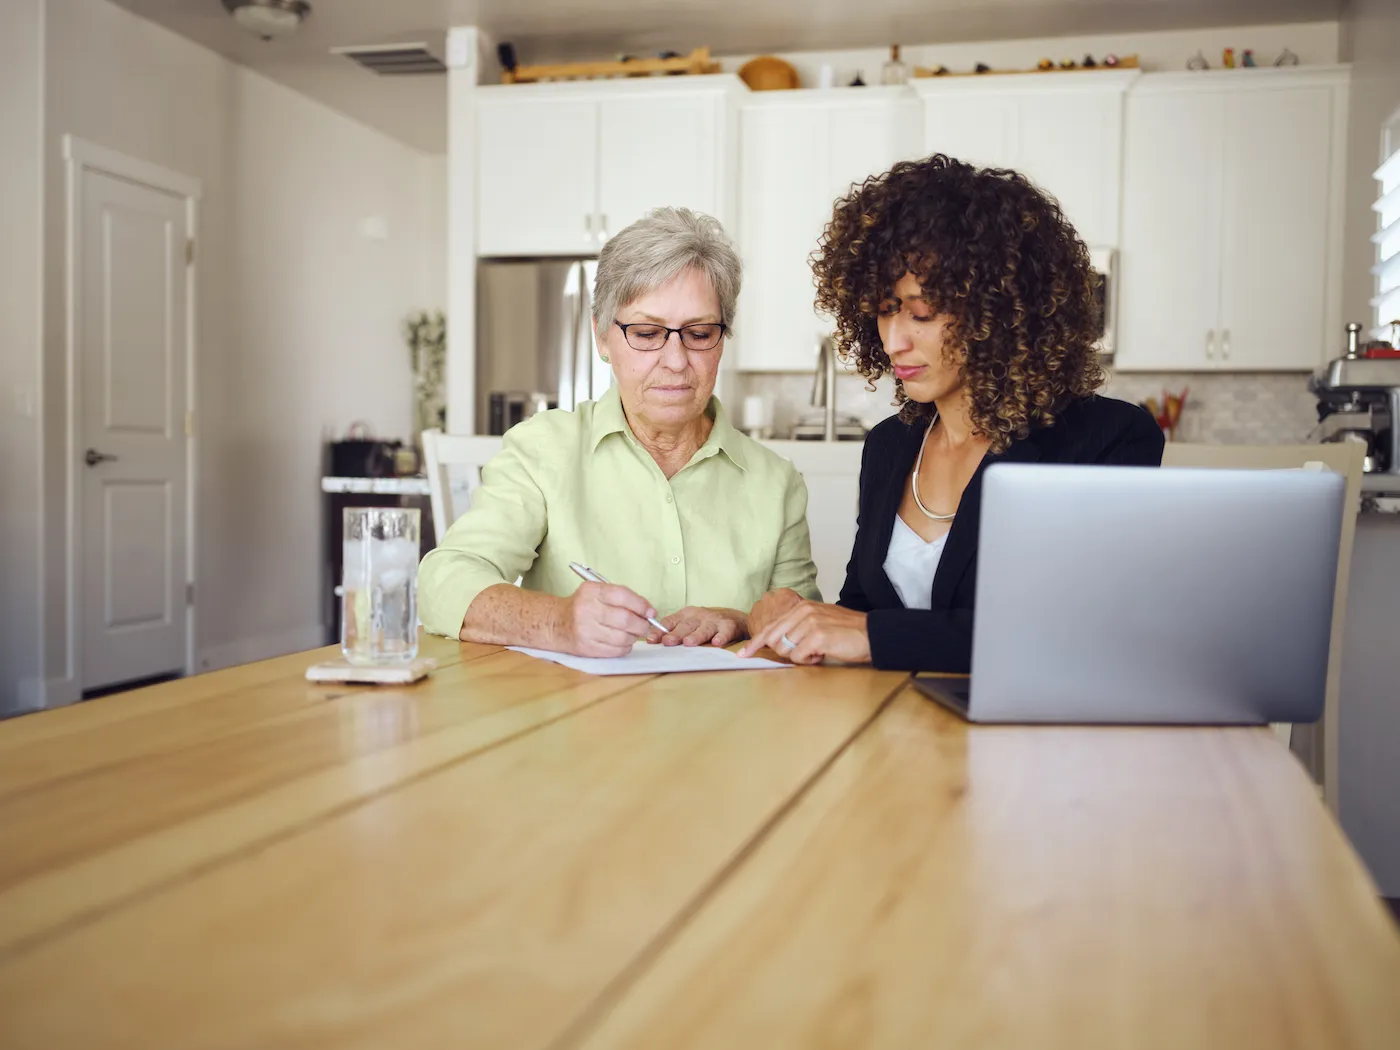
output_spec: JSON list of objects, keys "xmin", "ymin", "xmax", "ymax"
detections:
[{"xmin": 614, "ymin": 321, "xmax": 728, "ymax": 352}]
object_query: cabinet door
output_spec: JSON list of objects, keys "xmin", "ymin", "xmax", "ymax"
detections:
[
  {"xmin": 735, "ymin": 105, "xmax": 831, "ymax": 371},
  {"xmin": 1217, "ymin": 87, "xmax": 1333, "ymax": 370},
  {"xmin": 827, "ymin": 97, "xmax": 922, "ymax": 201},
  {"xmin": 1016, "ymin": 90, "xmax": 1125, "ymax": 247},
  {"xmin": 1115, "ymin": 90, "xmax": 1225, "ymax": 371},
  {"xmin": 597, "ymin": 94, "xmax": 721, "ymax": 241},
  {"xmin": 476, "ymin": 98, "xmax": 599, "ymax": 257},
  {"xmin": 923, "ymin": 94, "xmax": 1017, "ymax": 168},
  {"xmin": 801, "ymin": 470, "xmax": 860, "ymax": 603}
]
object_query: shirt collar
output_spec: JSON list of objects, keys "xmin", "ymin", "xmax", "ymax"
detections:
[{"xmin": 589, "ymin": 385, "xmax": 749, "ymax": 472}]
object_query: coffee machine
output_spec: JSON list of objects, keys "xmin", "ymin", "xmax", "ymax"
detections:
[{"xmin": 1310, "ymin": 322, "xmax": 1400, "ymax": 477}]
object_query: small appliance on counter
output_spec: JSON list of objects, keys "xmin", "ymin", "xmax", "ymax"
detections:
[
  {"xmin": 1310, "ymin": 322, "xmax": 1400, "ymax": 483},
  {"xmin": 328, "ymin": 421, "xmax": 411, "ymax": 478}
]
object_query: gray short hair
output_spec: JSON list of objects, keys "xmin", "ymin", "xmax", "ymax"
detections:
[{"xmin": 593, "ymin": 207, "xmax": 741, "ymax": 333}]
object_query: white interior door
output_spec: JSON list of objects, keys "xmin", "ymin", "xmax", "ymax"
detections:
[{"xmin": 78, "ymin": 167, "xmax": 189, "ymax": 691}]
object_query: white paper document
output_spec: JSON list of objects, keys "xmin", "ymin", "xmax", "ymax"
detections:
[{"xmin": 506, "ymin": 642, "xmax": 792, "ymax": 676}]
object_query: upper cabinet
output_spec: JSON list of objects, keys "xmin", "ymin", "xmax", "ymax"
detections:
[
  {"xmin": 914, "ymin": 72, "xmax": 1138, "ymax": 248},
  {"xmin": 1115, "ymin": 69, "xmax": 1347, "ymax": 372},
  {"xmin": 735, "ymin": 89, "xmax": 922, "ymax": 372},
  {"xmin": 474, "ymin": 78, "xmax": 742, "ymax": 258}
]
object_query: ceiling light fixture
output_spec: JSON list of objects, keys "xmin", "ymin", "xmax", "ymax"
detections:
[{"xmin": 222, "ymin": 0, "xmax": 311, "ymax": 42}]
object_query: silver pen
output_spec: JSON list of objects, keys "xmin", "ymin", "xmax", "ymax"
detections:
[{"xmin": 568, "ymin": 561, "xmax": 670, "ymax": 635}]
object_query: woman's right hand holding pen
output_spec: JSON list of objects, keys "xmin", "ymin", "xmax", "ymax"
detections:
[{"xmin": 552, "ymin": 582, "xmax": 658, "ymax": 658}]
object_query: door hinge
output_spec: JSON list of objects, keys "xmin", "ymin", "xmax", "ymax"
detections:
[
  {"xmin": 185, "ymin": 239, "xmax": 195, "ymax": 266},
  {"xmin": 184, "ymin": 410, "xmax": 195, "ymax": 438},
  {"xmin": 185, "ymin": 582, "xmax": 194, "ymax": 606}
]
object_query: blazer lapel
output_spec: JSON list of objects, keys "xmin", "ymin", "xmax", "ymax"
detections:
[{"xmin": 929, "ymin": 432, "xmax": 1042, "ymax": 608}]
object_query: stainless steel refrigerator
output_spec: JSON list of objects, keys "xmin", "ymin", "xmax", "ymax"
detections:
[{"xmin": 475, "ymin": 258, "xmax": 613, "ymax": 435}]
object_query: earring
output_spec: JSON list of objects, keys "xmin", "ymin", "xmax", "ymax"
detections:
[{"xmin": 601, "ymin": 354, "xmax": 610, "ymax": 362}]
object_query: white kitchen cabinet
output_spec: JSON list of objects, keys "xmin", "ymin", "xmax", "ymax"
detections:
[
  {"xmin": 915, "ymin": 72, "xmax": 1138, "ymax": 248},
  {"xmin": 474, "ymin": 78, "xmax": 741, "ymax": 258},
  {"xmin": 1218, "ymin": 86, "xmax": 1335, "ymax": 370},
  {"xmin": 476, "ymin": 98, "xmax": 600, "ymax": 257},
  {"xmin": 763, "ymin": 441, "xmax": 864, "ymax": 601},
  {"xmin": 597, "ymin": 94, "xmax": 723, "ymax": 239},
  {"xmin": 1114, "ymin": 90, "xmax": 1225, "ymax": 371},
  {"xmin": 736, "ymin": 89, "xmax": 921, "ymax": 372},
  {"xmin": 1115, "ymin": 69, "xmax": 1348, "ymax": 372}
]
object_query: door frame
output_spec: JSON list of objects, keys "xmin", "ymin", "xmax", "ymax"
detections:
[{"xmin": 63, "ymin": 135, "xmax": 202, "ymax": 691}]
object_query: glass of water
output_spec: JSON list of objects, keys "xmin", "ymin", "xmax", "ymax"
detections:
[{"xmin": 341, "ymin": 507, "xmax": 420, "ymax": 665}]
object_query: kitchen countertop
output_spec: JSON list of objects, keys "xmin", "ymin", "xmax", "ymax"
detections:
[{"xmin": 321, "ymin": 475, "xmax": 431, "ymax": 495}]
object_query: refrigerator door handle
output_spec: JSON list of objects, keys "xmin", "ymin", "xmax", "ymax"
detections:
[{"xmin": 573, "ymin": 261, "xmax": 594, "ymax": 407}]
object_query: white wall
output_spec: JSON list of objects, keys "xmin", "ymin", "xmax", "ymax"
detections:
[
  {"xmin": 425, "ymin": 155, "xmax": 448, "ymax": 312},
  {"xmin": 0, "ymin": 0, "xmax": 46, "ymax": 716},
  {"xmin": 33, "ymin": 0, "xmax": 439, "ymax": 697}
]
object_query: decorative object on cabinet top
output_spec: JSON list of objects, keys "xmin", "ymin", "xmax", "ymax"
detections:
[
  {"xmin": 739, "ymin": 55, "xmax": 801, "ymax": 91},
  {"xmin": 497, "ymin": 45, "xmax": 720, "ymax": 84},
  {"xmin": 913, "ymin": 54, "xmax": 1138, "ymax": 78},
  {"xmin": 1190, "ymin": 47, "xmax": 1299, "ymax": 71},
  {"xmin": 881, "ymin": 45, "xmax": 909, "ymax": 86}
]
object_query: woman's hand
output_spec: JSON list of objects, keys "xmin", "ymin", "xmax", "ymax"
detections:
[
  {"xmin": 738, "ymin": 601, "xmax": 872, "ymax": 666},
  {"xmin": 747, "ymin": 588, "xmax": 804, "ymax": 640},
  {"xmin": 651, "ymin": 607, "xmax": 747, "ymax": 647},
  {"xmin": 553, "ymin": 582, "xmax": 658, "ymax": 658}
]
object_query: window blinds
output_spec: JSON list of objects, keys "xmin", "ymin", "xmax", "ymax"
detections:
[{"xmin": 1372, "ymin": 118, "xmax": 1400, "ymax": 344}]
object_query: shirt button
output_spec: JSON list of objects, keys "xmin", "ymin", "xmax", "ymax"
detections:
[
  {"xmin": 670, "ymin": 556, "xmax": 681, "ymax": 565},
  {"xmin": 665, "ymin": 494, "xmax": 673, "ymax": 504}
]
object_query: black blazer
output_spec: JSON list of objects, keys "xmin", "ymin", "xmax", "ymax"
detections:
[{"xmin": 838, "ymin": 395, "xmax": 1165, "ymax": 672}]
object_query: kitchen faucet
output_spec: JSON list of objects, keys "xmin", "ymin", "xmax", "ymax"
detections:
[{"xmin": 810, "ymin": 336, "xmax": 838, "ymax": 442}]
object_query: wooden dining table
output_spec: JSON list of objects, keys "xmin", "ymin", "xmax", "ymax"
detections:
[{"xmin": 1, "ymin": 631, "xmax": 1398, "ymax": 1049}]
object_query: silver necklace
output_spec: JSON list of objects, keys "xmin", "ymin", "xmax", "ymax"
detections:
[{"xmin": 912, "ymin": 417, "xmax": 957, "ymax": 522}]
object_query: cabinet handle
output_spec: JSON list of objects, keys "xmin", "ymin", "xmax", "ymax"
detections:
[
  {"xmin": 1206, "ymin": 329, "xmax": 1215, "ymax": 360},
  {"xmin": 1221, "ymin": 329, "xmax": 1230, "ymax": 360},
  {"xmin": 584, "ymin": 214, "xmax": 593, "ymax": 242},
  {"xmin": 597, "ymin": 214, "xmax": 608, "ymax": 245}
]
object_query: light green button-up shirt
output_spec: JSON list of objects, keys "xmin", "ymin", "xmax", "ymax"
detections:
[{"xmin": 418, "ymin": 387, "xmax": 821, "ymax": 637}]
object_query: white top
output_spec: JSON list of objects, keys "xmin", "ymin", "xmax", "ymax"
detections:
[{"xmin": 882, "ymin": 515, "xmax": 949, "ymax": 611}]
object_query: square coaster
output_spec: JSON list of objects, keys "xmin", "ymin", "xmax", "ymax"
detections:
[{"xmin": 305, "ymin": 657, "xmax": 437, "ymax": 685}]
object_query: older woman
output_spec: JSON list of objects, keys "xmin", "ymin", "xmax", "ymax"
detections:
[
  {"xmin": 419, "ymin": 206, "xmax": 820, "ymax": 657},
  {"xmin": 742, "ymin": 155, "xmax": 1164, "ymax": 671}
]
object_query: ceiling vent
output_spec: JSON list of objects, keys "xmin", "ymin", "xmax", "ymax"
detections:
[{"xmin": 331, "ymin": 42, "xmax": 447, "ymax": 75}]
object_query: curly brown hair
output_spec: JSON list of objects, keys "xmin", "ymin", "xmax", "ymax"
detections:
[{"xmin": 812, "ymin": 153, "xmax": 1105, "ymax": 452}]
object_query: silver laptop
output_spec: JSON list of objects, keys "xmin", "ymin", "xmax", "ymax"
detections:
[{"xmin": 914, "ymin": 463, "xmax": 1343, "ymax": 724}]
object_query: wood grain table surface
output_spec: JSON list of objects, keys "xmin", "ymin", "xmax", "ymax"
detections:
[{"xmin": 1, "ymin": 632, "xmax": 1397, "ymax": 1049}]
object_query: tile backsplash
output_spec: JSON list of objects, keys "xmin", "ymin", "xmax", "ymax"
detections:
[{"xmin": 733, "ymin": 369, "xmax": 1320, "ymax": 446}]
